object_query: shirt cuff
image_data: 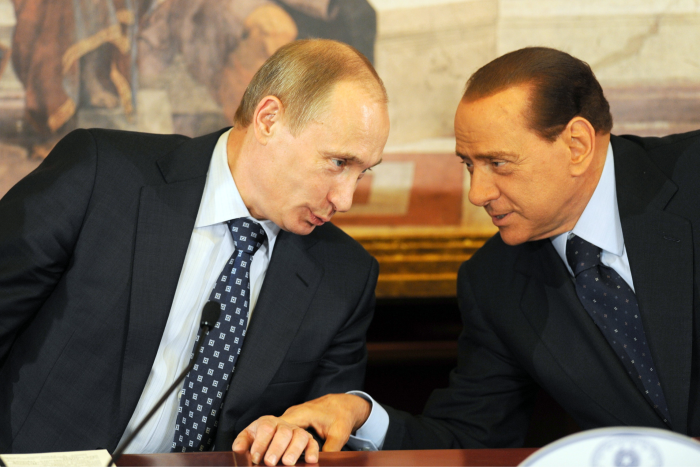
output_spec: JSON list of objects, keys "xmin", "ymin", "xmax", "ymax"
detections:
[{"xmin": 345, "ymin": 391, "xmax": 389, "ymax": 451}]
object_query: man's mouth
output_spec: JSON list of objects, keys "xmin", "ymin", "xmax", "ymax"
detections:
[
  {"xmin": 489, "ymin": 212, "xmax": 511, "ymax": 225},
  {"xmin": 309, "ymin": 212, "xmax": 330, "ymax": 226}
]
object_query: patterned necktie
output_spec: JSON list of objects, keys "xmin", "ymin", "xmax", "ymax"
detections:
[
  {"xmin": 566, "ymin": 234, "xmax": 670, "ymax": 425},
  {"xmin": 172, "ymin": 218, "xmax": 267, "ymax": 452}
]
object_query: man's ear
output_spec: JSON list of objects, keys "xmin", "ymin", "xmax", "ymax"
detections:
[
  {"xmin": 252, "ymin": 96, "xmax": 284, "ymax": 145},
  {"xmin": 564, "ymin": 117, "xmax": 596, "ymax": 177}
]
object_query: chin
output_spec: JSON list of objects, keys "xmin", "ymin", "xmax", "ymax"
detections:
[
  {"xmin": 284, "ymin": 220, "xmax": 317, "ymax": 236},
  {"xmin": 498, "ymin": 228, "xmax": 530, "ymax": 246}
]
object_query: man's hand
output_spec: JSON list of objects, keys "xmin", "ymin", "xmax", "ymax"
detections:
[
  {"xmin": 232, "ymin": 415, "xmax": 319, "ymax": 465},
  {"xmin": 232, "ymin": 394, "xmax": 371, "ymax": 465}
]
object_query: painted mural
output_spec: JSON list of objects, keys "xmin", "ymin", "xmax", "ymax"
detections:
[
  {"xmin": 0, "ymin": 0, "xmax": 377, "ymax": 195},
  {"xmin": 2, "ymin": 0, "xmax": 700, "ymax": 234}
]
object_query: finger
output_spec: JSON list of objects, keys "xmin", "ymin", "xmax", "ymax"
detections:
[
  {"xmin": 232, "ymin": 429, "xmax": 254, "ymax": 453},
  {"xmin": 303, "ymin": 437, "xmax": 320, "ymax": 464},
  {"xmin": 280, "ymin": 428, "xmax": 312, "ymax": 465},
  {"xmin": 321, "ymin": 422, "xmax": 352, "ymax": 452},
  {"xmin": 263, "ymin": 423, "xmax": 294, "ymax": 466},
  {"xmin": 249, "ymin": 421, "xmax": 280, "ymax": 465}
]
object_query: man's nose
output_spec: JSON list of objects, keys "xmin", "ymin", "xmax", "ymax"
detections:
[
  {"xmin": 468, "ymin": 168, "xmax": 499, "ymax": 207},
  {"xmin": 329, "ymin": 178, "xmax": 356, "ymax": 213}
]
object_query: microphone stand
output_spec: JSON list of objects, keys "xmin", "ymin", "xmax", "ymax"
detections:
[{"xmin": 108, "ymin": 302, "xmax": 219, "ymax": 466}]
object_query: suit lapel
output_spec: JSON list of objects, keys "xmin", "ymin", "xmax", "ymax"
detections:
[
  {"xmin": 216, "ymin": 231, "xmax": 324, "ymax": 444},
  {"xmin": 516, "ymin": 241, "xmax": 662, "ymax": 427},
  {"xmin": 117, "ymin": 130, "xmax": 227, "ymax": 437},
  {"xmin": 613, "ymin": 135, "xmax": 693, "ymax": 431}
]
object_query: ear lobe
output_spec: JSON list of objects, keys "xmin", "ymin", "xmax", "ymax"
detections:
[{"xmin": 252, "ymin": 96, "xmax": 284, "ymax": 145}]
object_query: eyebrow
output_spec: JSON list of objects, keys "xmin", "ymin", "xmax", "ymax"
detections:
[
  {"xmin": 456, "ymin": 150, "xmax": 518, "ymax": 161},
  {"xmin": 325, "ymin": 152, "xmax": 383, "ymax": 168}
]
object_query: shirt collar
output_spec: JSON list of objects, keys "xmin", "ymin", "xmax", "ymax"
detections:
[
  {"xmin": 551, "ymin": 142, "xmax": 624, "ymax": 259},
  {"xmin": 195, "ymin": 129, "xmax": 280, "ymax": 241}
]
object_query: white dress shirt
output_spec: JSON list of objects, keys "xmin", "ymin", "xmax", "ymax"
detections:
[
  {"xmin": 550, "ymin": 142, "xmax": 634, "ymax": 290},
  {"xmin": 116, "ymin": 130, "xmax": 281, "ymax": 453},
  {"xmin": 352, "ymin": 142, "xmax": 635, "ymax": 450}
]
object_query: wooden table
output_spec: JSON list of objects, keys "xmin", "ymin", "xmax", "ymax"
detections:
[{"xmin": 117, "ymin": 448, "xmax": 539, "ymax": 466}]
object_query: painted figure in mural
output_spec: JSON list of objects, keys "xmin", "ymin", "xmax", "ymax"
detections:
[
  {"xmin": 10, "ymin": 0, "xmax": 152, "ymax": 158},
  {"xmin": 274, "ymin": 0, "xmax": 377, "ymax": 64},
  {"xmin": 138, "ymin": 0, "xmax": 297, "ymax": 123},
  {"xmin": 0, "ymin": 43, "xmax": 9, "ymax": 83},
  {"xmin": 138, "ymin": 0, "xmax": 376, "ymax": 122},
  {"xmin": 9, "ymin": 0, "xmax": 375, "ymax": 158}
]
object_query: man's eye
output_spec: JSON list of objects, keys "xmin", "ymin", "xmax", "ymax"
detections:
[
  {"xmin": 493, "ymin": 161, "xmax": 506, "ymax": 168},
  {"xmin": 332, "ymin": 159, "xmax": 345, "ymax": 168}
]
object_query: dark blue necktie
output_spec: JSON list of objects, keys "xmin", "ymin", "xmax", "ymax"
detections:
[
  {"xmin": 172, "ymin": 218, "xmax": 267, "ymax": 452},
  {"xmin": 566, "ymin": 235, "xmax": 670, "ymax": 426}
]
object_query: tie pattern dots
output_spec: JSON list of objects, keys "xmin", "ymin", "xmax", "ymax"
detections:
[
  {"xmin": 566, "ymin": 235, "xmax": 670, "ymax": 425},
  {"xmin": 172, "ymin": 219, "xmax": 266, "ymax": 452}
]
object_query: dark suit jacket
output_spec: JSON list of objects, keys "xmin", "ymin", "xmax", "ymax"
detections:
[
  {"xmin": 0, "ymin": 128, "xmax": 378, "ymax": 453},
  {"xmin": 383, "ymin": 131, "xmax": 700, "ymax": 449}
]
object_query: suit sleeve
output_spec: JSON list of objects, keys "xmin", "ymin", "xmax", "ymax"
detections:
[
  {"xmin": 0, "ymin": 129, "xmax": 98, "ymax": 362},
  {"xmin": 381, "ymin": 260, "xmax": 538, "ymax": 449},
  {"xmin": 303, "ymin": 256, "xmax": 379, "ymax": 399}
]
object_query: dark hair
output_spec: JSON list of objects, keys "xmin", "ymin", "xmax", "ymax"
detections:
[{"xmin": 463, "ymin": 47, "xmax": 612, "ymax": 141}]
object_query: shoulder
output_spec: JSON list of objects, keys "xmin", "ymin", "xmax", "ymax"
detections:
[
  {"xmin": 614, "ymin": 130, "xmax": 700, "ymax": 180},
  {"xmin": 47, "ymin": 128, "xmax": 192, "ymax": 175},
  {"xmin": 68, "ymin": 128, "xmax": 220, "ymax": 190},
  {"xmin": 83, "ymin": 128, "xmax": 191, "ymax": 162},
  {"xmin": 616, "ymin": 129, "xmax": 700, "ymax": 153}
]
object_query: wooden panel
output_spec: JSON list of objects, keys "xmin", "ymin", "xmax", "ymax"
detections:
[
  {"xmin": 367, "ymin": 341, "xmax": 459, "ymax": 364},
  {"xmin": 117, "ymin": 448, "xmax": 538, "ymax": 466}
]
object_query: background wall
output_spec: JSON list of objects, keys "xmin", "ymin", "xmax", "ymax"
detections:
[
  {"xmin": 373, "ymin": 0, "xmax": 700, "ymax": 147},
  {"xmin": 2, "ymin": 0, "xmax": 700, "ymax": 233}
]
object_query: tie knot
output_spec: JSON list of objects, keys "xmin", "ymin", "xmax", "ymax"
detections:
[
  {"xmin": 227, "ymin": 218, "xmax": 266, "ymax": 256},
  {"xmin": 566, "ymin": 234, "xmax": 602, "ymax": 276}
]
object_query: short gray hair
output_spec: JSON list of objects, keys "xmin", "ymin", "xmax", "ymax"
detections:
[{"xmin": 233, "ymin": 39, "xmax": 387, "ymax": 135}]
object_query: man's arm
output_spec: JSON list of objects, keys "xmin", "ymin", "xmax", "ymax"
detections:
[
  {"xmin": 381, "ymin": 266, "xmax": 538, "ymax": 449},
  {"xmin": 233, "ymin": 258, "xmax": 539, "ymax": 462},
  {"xmin": 0, "ymin": 130, "xmax": 97, "ymax": 362}
]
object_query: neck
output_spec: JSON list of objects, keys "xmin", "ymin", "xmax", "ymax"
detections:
[
  {"xmin": 566, "ymin": 132, "xmax": 611, "ymax": 231},
  {"xmin": 226, "ymin": 126, "xmax": 266, "ymax": 220}
]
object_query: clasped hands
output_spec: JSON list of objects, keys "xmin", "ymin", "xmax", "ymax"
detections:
[{"xmin": 232, "ymin": 394, "xmax": 370, "ymax": 465}]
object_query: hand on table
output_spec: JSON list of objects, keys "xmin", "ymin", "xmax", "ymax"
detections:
[{"xmin": 232, "ymin": 394, "xmax": 371, "ymax": 465}]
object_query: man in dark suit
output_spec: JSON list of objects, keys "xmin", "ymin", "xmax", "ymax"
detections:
[
  {"xmin": 234, "ymin": 47, "xmax": 700, "ymax": 465},
  {"xmin": 0, "ymin": 39, "xmax": 389, "ymax": 457}
]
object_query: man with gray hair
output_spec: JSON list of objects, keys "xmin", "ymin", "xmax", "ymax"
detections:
[{"xmin": 0, "ymin": 39, "xmax": 389, "ymax": 454}]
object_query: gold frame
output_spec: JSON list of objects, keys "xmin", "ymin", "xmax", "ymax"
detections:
[{"xmin": 343, "ymin": 227, "xmax": 494, "ymax": 298}]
